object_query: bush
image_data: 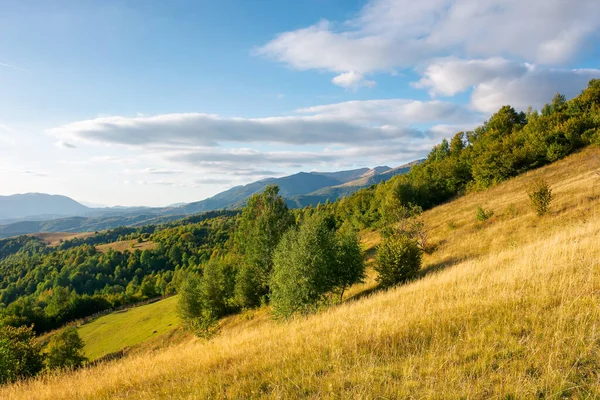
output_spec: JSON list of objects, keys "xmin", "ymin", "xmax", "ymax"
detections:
[
  {"xmin": 375, "ymin": 235, "xmax": 422, "ymax": 288},
  {"xmin": 0, "ymin": 325, "xmax": 44, "ymax": 384},
  {"xmin": 45, "ymin": 326, "xmax": 87, "ymax": 370},
  {"xmin": 476, "ymin": 206, "xmax": 494, "ymax": 222},
  {"xmin": 528, "ymin": 179, "xmax": 553, "ymax": 216}
]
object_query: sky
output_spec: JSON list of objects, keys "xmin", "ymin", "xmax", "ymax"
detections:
[{"xmin": 1, "ymin": 0, "xmax": 599, "ymax": 207}]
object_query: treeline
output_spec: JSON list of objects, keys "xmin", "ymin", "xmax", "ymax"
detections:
[
  {"xmin": 0, "ymin": 214, "xmax": 235, "ymax": 333},
  {"xmin": 177, "ymin": 80, "xmax": 600, "ymax": 334},
  {"xmin": 1, "ymin": 80, "xmax": 599, "ymax": 339},
  {"xmin": 332, "ymin": 81, "xmax": 600, "ymax": 230}
]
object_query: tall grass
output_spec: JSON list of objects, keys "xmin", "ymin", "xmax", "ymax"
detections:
[{"xmin": 3, "ymin": 148, "xmax": 600, "ymax": 399}]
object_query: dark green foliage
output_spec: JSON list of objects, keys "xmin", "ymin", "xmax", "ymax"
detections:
[
  {"xmin": 476, "ymin": 206, "xmax": 494, "ymax": 222},
  {"xmin": 332, "ymin": 225, "xmax": 366, "ymax": 301},
  {"xmin": 528, "ymin": 179, "xmax": 553, "ymax": 216},
  {"xmin": 44, "ymin": 326, "xmax": 86, "ymax": 370},
  {"xmin": 375, "ymin": 235, "xmax": 422, "ymax": 288},
  {"xmin": 233, "ymin": 186, "xmax": 294, "ymax": 307},
  {"xmin": 0, "ymin": 213, "xmax": 236, "ymax": 333},
  {"xmin": 270, "ymin": 216, "xmax": 338, "ymax": 318},
  {"xmin": 177, "ymin": 259, "xmax": 236, "ymax": 338},
  {"xmin": 0, "ymin": 325, "xmax": 43, "ymax": 384}
]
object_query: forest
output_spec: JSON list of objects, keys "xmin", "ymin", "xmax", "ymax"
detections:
[{"xmin": 0, "ymin": 80, "xmax": 598, "ymax": 380}]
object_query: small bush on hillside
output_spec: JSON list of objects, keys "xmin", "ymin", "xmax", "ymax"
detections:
[
  {"xmin": 375, "ymin": 235, "xmax": 422, "ymax": 288},
  {"xmin": 528, "ymin": 179, "xmax": 553, "ymax": 216},
  {"xmin": 0, "ymin": 325, "xmax": 43, "ymax": 384},
  {"xmin": 45, "ymin": 326, "xmax": 87, "ymax": 370},
  {"xmin": 476, "ymin": 206, "xmax": 494, "ymax": 222}
]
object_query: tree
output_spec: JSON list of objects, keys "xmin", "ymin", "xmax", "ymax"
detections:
[
  {"xmin": 177, "ymin": 260, "xmax": 235, "ymax": 338},
  {"xmin": 45, "ymin": 326, "xmax": 87, "ymax": 370},
  {"xmin": 0, "ymin": 325, "xmax": 44, "ymax": 384},
  {"xmin": 270, "ymin": 215, "xmax": 365, "ymax": 317},
  {"xmin": 528, "ymin": 179, "xmax": 553, "ymax": 216},
  {"xmin": 332, "ymin": 225, "xmax": 365, "ymax": 301},
  {"xmin": 233, "ymin": 186, "xmax": 294, "ymax": 307},
  {"xmin": 375, "ymin": 235, "xmax": 422, "ymax": 288},
  {"xmin": 270, "ymin": 216, "xmax": 338, "ymax": 318}
]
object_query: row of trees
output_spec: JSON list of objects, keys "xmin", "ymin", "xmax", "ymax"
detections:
[
  {"xmin": 177, "ymin": 79, "xmax": 600, "ymax": 335},
  {"xmin": 178, "ymin": 187, "xmax": 367, "ymax": 336}
]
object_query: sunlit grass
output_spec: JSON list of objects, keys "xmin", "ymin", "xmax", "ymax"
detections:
[
  {"xmin": 4, "ymin": 147, "xmax": 600, "ymax": 399},
  {"xmin": 77, "ymin": 295, "xmax": 180, "ymax": 360}
]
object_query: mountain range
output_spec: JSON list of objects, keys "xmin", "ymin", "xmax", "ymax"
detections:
[{"xmin": 0, "ymin": 160, "xmax": 421, "ymax": 238}]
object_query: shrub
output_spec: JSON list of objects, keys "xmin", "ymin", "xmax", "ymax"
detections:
[
  {"xmin": 375, "ymin": 235, "xmax": 422, "ymax": 288},
  {"xmin": 528, "ymin": 179, "xmax": 553, "ymax": 216},
  {"xmin": 476, "ymin": 206, "xmax": 494, "ymax": 222},
  {"xmin": 0, "ymin": 325, "xmax": 44, "ymax": 384},
  {"xmin": 45, "ymin": 326, "xmax": 87, "ymax": 370}
]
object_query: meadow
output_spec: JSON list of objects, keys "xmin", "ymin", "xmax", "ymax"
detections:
[{"xmin": 3, "ymin": 147, "xmax": 599, "ymax": 399}]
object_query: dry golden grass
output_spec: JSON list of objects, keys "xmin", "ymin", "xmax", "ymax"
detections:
[
  {"xmin": 29, "ymin": 232, "xmax": 95, "ymax": 246},
  {"xmin": 96, "ymin": 239, "xmax": 157, "ymax": 253},
  {"xmin": 4, "ymin": 147, "xmax": 600, "ymax": 399}
]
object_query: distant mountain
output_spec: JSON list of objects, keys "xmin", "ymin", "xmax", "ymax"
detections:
[
  {"xmin": 168, "ymin": 162, "xmax": 421, "ymax": 214},
  {"xmin": 167, "ymin": 166, "xmax": 392, "ymax": 215},
  {"xmin": 0, "ymin": 160, "xmax": 421, "ymax": 237},
  {"xmin": 0, "ymin": 193, "xmax": 91, "ymax": 221}
]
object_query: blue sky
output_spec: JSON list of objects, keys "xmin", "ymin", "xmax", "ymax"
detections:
[{"xmin": 1, "ymin": 0, "xmax": 599, "ymax": 206}]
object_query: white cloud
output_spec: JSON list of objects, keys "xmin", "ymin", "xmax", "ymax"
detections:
[
  {"xmin": 412, "ymin": 57, "xmax": 600, "ymax": 113},
  {"xmin": 470, "ymin": 66, "xmax": 600, "ymax": 113},
  {"xmin": 332, "ymin": 71, "xmax": 376, "ymax": 89},
  {"xmin": 258, "ymin": 0, "xmax": 600, "ymax": 85},
  {"xmin": 413, "ymin": 57, "xmax": 529, "ymax": 96},
  {"xmin": 54, "ymin": 141, "xmax": 76, "ymax": 149},
  {"xmin": 48, "ymin": 99, "xmax": 478, "ymax": 149}
]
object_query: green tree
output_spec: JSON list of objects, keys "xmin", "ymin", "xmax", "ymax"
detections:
[
  {"xmin": 270, "ymin": 216, "xmax": 338, "ymax": 318},
  {"xmin": 45, "ymin": 326, "xmax": 87, "ymax": 370},
  {"xmin": 233, "ymin": 186, "xmax": 294, "ymax": 307},
  {"xmin": 332, "ymin": 225, "xmax": 366, "ymax": 301},
  {"xmin": 177, "ymin": 260, "xmax": 235, "ymax": 338},
  {"xmin": 375, "ymin": 235, "xmax": 422, "ymax": 288},
  {"xmin": 0, "ymin": 325, "xmax": 44, "ymax": 384}
]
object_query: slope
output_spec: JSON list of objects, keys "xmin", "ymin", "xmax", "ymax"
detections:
[
  {"xmin": 3, "ymin": 147, "xmax": 600, "ymax": 399},
  {"xmin": 0, "ymin": 193, "xmax": 90, "ymax": 221},
  {"xmin": 77, "ymin": 296, "xmax": 180, "ymax": 361}
]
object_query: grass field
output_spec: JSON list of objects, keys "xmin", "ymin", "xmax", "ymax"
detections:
[
  {"xmin": 96, "ymin": 239, "xmax": 157, "ymax": 253},
  {"xmin": 29, "ymin": 232, "xmax": 95, "ymax": 246},
  {"xmin": 77, "ymin": 296, "xmax": 180, "ymax": 361},
  {"xmin": 4, "ymin": 147, "xmax": 600, "ymax": 399}
]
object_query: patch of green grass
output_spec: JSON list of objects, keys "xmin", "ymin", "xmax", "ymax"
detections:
[{"xmin": 78, "ymin": 296, "xmax": 179, "ymax": 360}]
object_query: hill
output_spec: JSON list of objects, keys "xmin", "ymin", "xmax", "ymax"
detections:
[
  {"xmin": 167, "ymin": 163, "xmax": 415, "ymax": 215},
  {"xmin": 0, "ymin": 162, "xmax": 416, "ymax": 237},
  {"xmin": 4, "ymin": 145, "xmax": 599, "ymax": 398},
  {"xmin": 0, "ymin": 193, "xmax": 90, "ymax": 221}
]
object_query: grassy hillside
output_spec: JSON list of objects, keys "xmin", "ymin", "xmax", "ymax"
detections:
[
  {"xmin": 77, "ymin": 296, "xmax": 180, "ymax": 361},
  {"xmin": 29, "ymin": 232, "xmax": 95, "ymax": 246},
  {"xmin": 3, "ymin": 147, "xmax": 600, "ymax": 399},
  {"xmin": 95, "ymin": 239, "xmax": 157, "ymax": 253}
]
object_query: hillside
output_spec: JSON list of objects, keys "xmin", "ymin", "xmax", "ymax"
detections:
[
  {"xmin": 168, "ymin": 163, "xmax": 415, "ymax": 215},
  {"xmin": 0, "ymin": 163, "xmax": 416, "ymax": 237},
  {"xmin": 0, "ymin": 193, "xmax": 90, "ymax": 221},
  {"xmin": 4, "ymin": 145, "xmax": 599, "ymax": 399}
]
